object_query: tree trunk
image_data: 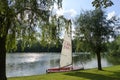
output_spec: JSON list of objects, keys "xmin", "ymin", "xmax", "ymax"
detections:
[
  {"xmin": 0, "ymin": 37, "xmax": 7, "ymax": 80},
  {"xmin": 96, "ymin": 52, "xmax": 102, "ymax": 70}
]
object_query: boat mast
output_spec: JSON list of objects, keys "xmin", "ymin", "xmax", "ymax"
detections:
[
  {"xmin": 68, "ymin": 20, "xmax": 73, "ymax": 68},
  {"xmin": 59, "ymin": 19, "xmax": 73, "ymax": 68}
]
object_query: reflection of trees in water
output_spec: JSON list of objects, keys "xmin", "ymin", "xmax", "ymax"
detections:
[
  {"xmin": 50, "ymin": 59, "xmax": 59, "ymax": 67},
  {"xmin": 73, "ymin": 53, "xmax": 94, "ymax": 64},
  {"xmin": 49, "ymin": 53, "xmax": 95, "ymax": 67},
  {"xmin": 106, "ymin": 55, "xmax": 120, "ymax": 65}
]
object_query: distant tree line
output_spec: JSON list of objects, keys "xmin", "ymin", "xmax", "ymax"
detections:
[
  {"xmin": 11, "ymin": 39, "xmax": 77, "ymax": 53},
  {"xmin": 107, "ymin": 35, "xmax": 120, "ymax": 56}
]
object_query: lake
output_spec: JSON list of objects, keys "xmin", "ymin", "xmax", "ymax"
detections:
[{"xmin": 6, "ymin": 53, "xmax": 120, "ymax": 77}]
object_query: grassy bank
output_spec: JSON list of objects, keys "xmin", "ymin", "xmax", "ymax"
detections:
[{"xmin": 8, "ymin": 65, "xmax": 120, "ymax": 80}]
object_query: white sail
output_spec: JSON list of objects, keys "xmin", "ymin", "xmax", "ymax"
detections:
[{"xmin": 60, "ymin": 20, "xmax": 72, "ymax": 67}]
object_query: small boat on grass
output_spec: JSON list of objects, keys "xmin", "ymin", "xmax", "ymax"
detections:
[
  {"xmin": 46, "ymin": 20, "xmax": 84, "ymax": 73},
  {"xmin": 46, "ymin": 66, "xmax": 84, "ymax": 73}
]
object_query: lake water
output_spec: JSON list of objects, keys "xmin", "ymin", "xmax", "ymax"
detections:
[{"xmin": 6, "ymin": 53, "xmax": 120, "ymax": 77}]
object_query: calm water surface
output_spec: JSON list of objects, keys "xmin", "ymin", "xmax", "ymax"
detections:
[{"xmin": 6, "ymin": 53, "xmax": 119, "ymax": 77}]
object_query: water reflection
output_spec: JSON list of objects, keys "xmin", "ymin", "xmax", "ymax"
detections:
[
  {"xmin": 106, "ymin": 55, "xmax": 120, "ymax": 65},
  {"xmin": 6, "ymin": 53, "xmax": 50, "ymax": 77},
  {"xmin": 73, "ymin": 53, "xmax": 92, "ymax": 64},
  {"xmin": 6, "ymin": 53, "xmax": 120, "ymax": 77}
]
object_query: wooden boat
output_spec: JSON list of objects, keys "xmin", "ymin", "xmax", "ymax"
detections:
[{"xmin": 46, "ymin": 20, "xmax": 84, "ymax": 73}]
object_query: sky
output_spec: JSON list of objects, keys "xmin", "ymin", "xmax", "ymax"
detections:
[
  {"xmin": 53, "ymin": 0, "xmax": 120, "ymax": 38},
  {"xmin": 55, "ymin": 0, "xmax": 120, "ymax": 20}
]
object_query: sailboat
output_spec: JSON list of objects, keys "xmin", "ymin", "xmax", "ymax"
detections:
[{"xmin": 46, "ymin": 20, "xmax": 84, "ymax": 73}]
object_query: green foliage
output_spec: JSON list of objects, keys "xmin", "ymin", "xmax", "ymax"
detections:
[
  {"xmin": 107, "ymin": 36, "xmax": 120, "ymax": 56},
  {"xmin": 12, "ymin": 39, "xmax": 80, "ymax": 52},
  {"xmin": 14, "ymin": 40, "xmax": 62, "ymax": 52},
  {"xmin": 92, "ymin": 0, "xmax": 114, "ymax": 8},
  {"xmin": 0, "ymin": 0, "xmax": 63, "ymax": 51},
  {"xmin": 106, "ymin": 55, "xmax": 120, "ymax": 65},
  {"xmin": 40, "ymin": 15, "xmax": 70, "ymax": 47},
  {"xmin": 74, "ymin": 9, "xmax": 116, "ymax": 53}
]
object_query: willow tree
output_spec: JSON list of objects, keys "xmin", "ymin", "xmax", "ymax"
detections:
[
  {"xmin": 0, "ymin": 0, "xmax": 62, "ymax": 79},
  {"xmin": 74, "ymin": 9, "xmax": 116, "ymax": 70},
  {"xmin": 40, "ymin": 15, "xmax": 67, "ymax": 46}
]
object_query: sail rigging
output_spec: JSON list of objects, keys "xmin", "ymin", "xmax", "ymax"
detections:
[
  {"xmin": 60, "ymin": 20, "xmax": 72, "ymax": 67},
  {"xmin": 46, "ymin": 20, "xmax": 84, "ymax": 73}
]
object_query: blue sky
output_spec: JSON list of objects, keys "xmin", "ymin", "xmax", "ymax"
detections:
[
  {"xmin": 53, "ymin": 0, "xmax": 120, "ymax": 38},
  {"xmin": 55, "ymin": 0, "xmax": 120, "ymax": 20}
]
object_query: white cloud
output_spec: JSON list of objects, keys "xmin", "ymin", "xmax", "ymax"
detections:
[
  {"xmin": 52, "ymin": 4, "xmax": 64, "ymax": 18},
  {"xmin": 64, "ymin": 9, "xmax": 77, "ymax": 19},
  {"xmin": 107, "ymin": 11, "xmax": 116, "ymax": 20},
  {"xmin": 56, "ymin": 8, "xmax": 64, "ymax": 17},
  {"xmin": 53, "ymin": 4, "xmax": 77, "ymax": 19}
]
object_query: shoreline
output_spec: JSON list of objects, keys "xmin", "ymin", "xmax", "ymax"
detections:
[{"xmin": 8, "ymin": 65, "xmax": 120, "ymax": 80}]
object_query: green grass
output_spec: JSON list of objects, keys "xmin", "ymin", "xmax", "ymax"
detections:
[{"xmin": 8, "ymin": 65, "xmax": 120, "ymax": 80}]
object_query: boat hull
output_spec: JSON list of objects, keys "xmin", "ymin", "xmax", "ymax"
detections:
[{"xmin": 46, "ymin": 66, "xmax": 84, "ymax": 73}]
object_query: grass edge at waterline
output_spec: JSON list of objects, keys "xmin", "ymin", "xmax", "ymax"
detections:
[{"xmin": 8, "ymin": 65, "xmax": 120, "ymax": 80}]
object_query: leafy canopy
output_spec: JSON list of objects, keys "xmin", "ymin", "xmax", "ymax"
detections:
[
  {"xmin": 0, "ymin": 0, "xmax": 63, "ymax": 51},
  {"xmin": 92, "ymin": 0, "xmax": 113, "ymax": 8},
  {"xmin": 74, "ymin": 9, "xmax": 116, "ymax": 53}
]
